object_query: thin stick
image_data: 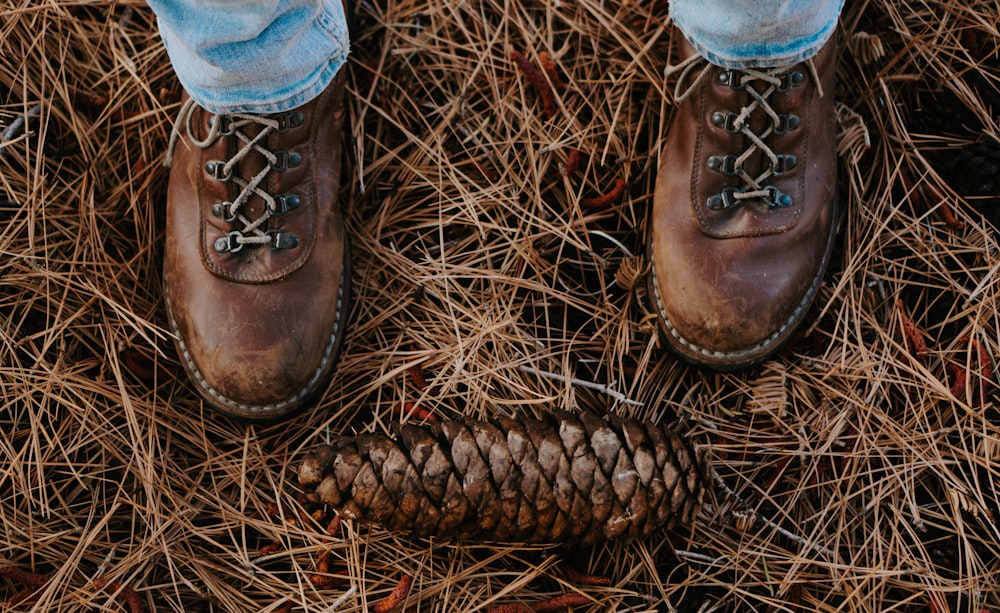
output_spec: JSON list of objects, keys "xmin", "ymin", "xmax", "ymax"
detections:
[
  {"xmin": 518, "ymin": 364, "xmax": 644, "ymax": 407},
  {"xmin": 0, "ymin": 102, "xmax": 41, "ymax": 161},
  {"xmin": 712, "ymin": 468, "xmax": 836, "ymax": 559},
  {"xmin": 322, "ymin": 586, "xmax": 357, "ymax": 613}
]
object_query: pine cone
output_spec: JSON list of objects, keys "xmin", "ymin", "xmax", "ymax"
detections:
[
  {"xmin": 939, "ymin": 139, "xmax": 1000, "ymax": 199},
  {"xmin": 298, "ymin": 410, "xmax": 703, "ymax": 545},
  {"xmin": 906, "ymin": 88, "xmax": 981, "ymax": 137}
]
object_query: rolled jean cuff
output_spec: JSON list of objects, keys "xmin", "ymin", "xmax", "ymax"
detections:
[
  {"xmin": 670, "ymin": 0, "xmax": 844, "ymax": 69},
  {"xmin": 155, "ymin": 2, "xmax": 350, "ymax": 114}
]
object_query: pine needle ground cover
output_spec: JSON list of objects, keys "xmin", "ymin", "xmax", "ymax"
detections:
[{"xmin": 2, "ymin": 0, "xmax": 1000, "ymax": 611}]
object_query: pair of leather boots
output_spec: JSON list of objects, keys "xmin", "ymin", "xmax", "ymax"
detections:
[{"xmin": 162, "ymin": 34, "xmax": 837, "ymax": 420}]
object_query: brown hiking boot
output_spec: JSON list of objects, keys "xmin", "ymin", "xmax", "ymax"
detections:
[
  {"xmin": 648, "ymin": 33, "xmax": 838, "ymax": 370},
  {"xmin": 163, "ymin": 70, "xmax": 350, "ymax": 420}
]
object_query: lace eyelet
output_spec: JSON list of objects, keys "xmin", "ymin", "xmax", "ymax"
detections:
[
  {"xmin": 209, "ymin": 115, "xmax": 234, "ymax": 136},
  {"xmin": 763, "ymin": 186, "xmax": 793, "ymax": 208},
  {"xmin": 275, "ymin": 112, "xmax": 305, "ymax": 132},
  {"xmin": 707, "ymin": 186, "xmax": 792, "ymax": 210},
  {"xmin": 267, "ymin": 194, "xmax": 301, "ymax": 215},
  {"xmin": 707, "ymin": 155, "xmax": 739, "ymax": 175},
  {"xmin": 716, "ymin": 70, "xmax": 745, "ymax": 89},
  {"xmin": 776, "ymin": 71, "xmax": 805, "ymax": 92},
  {"xmin": 707, "ymin": 187, "xmax": 741, "ymax": 210},
  {"xmin": 772, "ymin": 155, "xmax": 798, "ymax": 176},
  {"xmin": 266, "ymin": 229, "xmax": 299, "ymax": 251},
  {"xmin": 271, "ymin": 151, "xmax": 302, "ymax": 171},
  {"xmin": 211, "ymin": 201, "xmax": 239, "ymax": 222},
  {"xmin": 711, "ymin": 112, "xmax": 742, "ymax": 133},
  {"xmin": 205, "ymin": 160, "xmax": 232, "ymax": 182},
  {"xmin": 773, "ymin": 114, "xmax": 800, "ymax": 135},
  {"xmin": 214, "ymin": 231, "xmax": 244, "ymax": 254}
]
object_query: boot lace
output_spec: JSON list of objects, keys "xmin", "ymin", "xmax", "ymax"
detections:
[
  {"xmin": 668, "ymin": 55, "xmax": 823, "ymax": 210},
  {"xmin": 165, "ymin": 100, "xmax": 305, "ymax": 253}
]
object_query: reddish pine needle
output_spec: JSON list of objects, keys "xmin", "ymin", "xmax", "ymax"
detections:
[
  {"xmin": 0, "ymin": 566, "xmax": 48, "ymax": 588},
  {"xmin": 308, "ymin": 550, "xmax": 349, "ymax": 589},
  {"xmin": 5, "ymin": 588, "xmax": 41, "ymax": 608},
  {"xmin": 537, "ymin": 51, "xmax": 565, "ymax": 91},
  {"xmin": 405, "ymin": 364, "xmax": 422, "ymax": 392},
  {"xmin": 487, "ymin": 606, "xmax": 534, "ymax": 613},
  {"xmin": 901, "ymin": 167, "xmax": 963, "ymax": 230},
  {"xmin": 93, "ymin": 578, "xmax": 143, "ymax": 613},
  {"xmin": 763, "ymin": 455, "xmax": 795, "ymax": 494},
  {"xmin": 394, "ymin": 402, "xmax": 438, "ymax": 423},
  {"xmin": 373, "ymin": 574, "xmax": 413, "ymax": 613},
  {"xmin": 580, "ymin": 178, "xmax": 627, "ymax": 209},
  {"xmin": 962, "ymin": 24, "xmax": 984, "ymax": 58},
  {"xmin": 949, "ymin": 363, "xmax": 968, "ymax": 399},
  {"xmin": 928, "ymin": 591, "xmax": 946, "ymax": 613},
  {"xmin": 531, "ymin": 594, "xmax": 592, "ymax": 612},
  {"xmin": 132, "ymin": 157, "xmax": 147, "ymax": 188},
  {"xmin": 325, "ymin": 513, "xmax": 342, "ymax": 537},
  {"xmin": 299, "ymin": 507, "xmax": 318, "ymax": 526},
  {"xmin": 510, "ymin": 49, "xmax": 556, "ymax": 118},
  {"xmin": 896, "ymin": 299, "xmax": 927, "ymax": 361},
  {"xmin": 266, "ymin": 501, "xmax": 299, "ymax": 527},
  {"xmin": 120, "ymin": 347, "xmax": 159, "ymax": 384},
  {"xmin": 937, "ymin": 198, "xmax": 964, "ymax": 231},
  {"xmin": 976, "ymin": 338, "xmax": 994, "ymax": 384},
  {"xmin": 317, "ymin": 550, "xmax": 332, "ymax": 574},
  {"xmin": 473, "ymin": 159, "xmax": 501, "ymax": 182},
  {"xmin": 563, "ymin": 149, "xmax": 583, "ymax": 177},
  {"xmin": 564, "ymin": 567, "xmax": 611, "ymax": 586},
  {"xmin": 952, "ymin": 336, "xmax": 995, "ymax": 401},
  {"xmin": 71, "ymin": 89, "xmax": 110, "ymax": 113},
  {"xmin": 308, "ymin": 571, "xmax": 349, "ymax": 589}
]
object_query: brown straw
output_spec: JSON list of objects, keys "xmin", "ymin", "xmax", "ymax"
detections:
[{"xmin": 2, "ymin": 0, "xmax": 1000, "ymax": 611}]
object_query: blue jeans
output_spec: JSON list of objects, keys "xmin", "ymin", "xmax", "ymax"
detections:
[
  {"xmin": 146, "ymin": 0, "xmax": 349, "ymax": 114},
  {"xmin": 670, "ymin": 0, "xmax": 845, "ymax": 69},
  {"xmin": 147, "ymin": 1, "xmax": 841, "ymax": 114}
]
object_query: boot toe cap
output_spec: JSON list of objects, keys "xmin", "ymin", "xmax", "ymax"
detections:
[
  {"xmin": 650, "ymin": 260, "xmax": 817, "ymax": 369},
  {"xmin": 165, "ymin": 270, "xmax": 348, "ymax": 420}
]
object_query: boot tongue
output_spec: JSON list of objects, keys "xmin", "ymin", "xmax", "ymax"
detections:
[
  {"xmin": 234, "ymin": 122, "xmax": 271, "ymax": 224},
  {"xmin": 740, "ymin": 83, "xmax": 773, "ymax": 185},
  {"xmin": 730, "ymin": 92, "xmax": 774, "ymax": 196}
]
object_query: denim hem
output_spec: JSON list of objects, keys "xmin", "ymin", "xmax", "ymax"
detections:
[
  {"xmin": 158, "ymin": 1, "xmax": 351, "ymax": 115},
  {"xmin": 671, "ymin": 0, "xmax": 844, "ymax": 69},
  {"xmin": 681, "ymin": 28, "xmax": 832, "ymax": 69},
  {"xmin": 186, "ymin": 46, "xmax": 349, "ymax": 115}
]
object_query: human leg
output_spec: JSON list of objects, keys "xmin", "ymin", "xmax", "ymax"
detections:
[
  {"xmin": 150, "ymin": 0, "xmax": 352, "ymax": 419},
  {"xmin": 670, "ymin": 0, "xmax": 844, "ymax": 68},
  {"xmin": 146, "ymin": 0, "xmax": 350, "ymax": 113},
  {"xmin": 648, "ymin": 1, "xmax": 844, "ymax": 369}
]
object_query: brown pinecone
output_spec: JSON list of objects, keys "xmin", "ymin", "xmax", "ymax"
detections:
[
  {"xmin": 939, "ymin": 138, "xmax": 1000, "ymax": 200},
  {"xmin": 906, "ymin": 87, "xmax": 981, "ymax": 137},
  {"xmin": 298, "ymin": 410, "xmax": 703, "ymax": 545}
]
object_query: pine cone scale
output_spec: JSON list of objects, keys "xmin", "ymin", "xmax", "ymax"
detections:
[{"xmin": 414, "ymin": 430, "xmax": 451, "ymax": 504}]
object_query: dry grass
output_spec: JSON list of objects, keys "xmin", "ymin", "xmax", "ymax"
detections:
[{"xmin": 2, "ymin": 0, "xmax": 1000, "ymax": 611}]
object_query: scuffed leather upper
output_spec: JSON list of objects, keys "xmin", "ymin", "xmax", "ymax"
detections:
[
  {"xmin": 649, "ymin": 34, "xmax": 838, "ymax": 369},
  {"xmin": 164, "ymin": 71, "xmax": 349, "ymax": 419}
]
